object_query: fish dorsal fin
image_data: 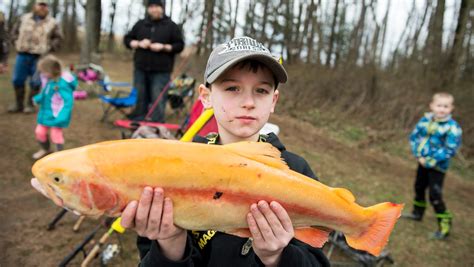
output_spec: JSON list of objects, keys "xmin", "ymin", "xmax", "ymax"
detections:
[
  {"xmin": 331, "ymin": 187, "xmax": 356, "ymax": 203},
  {"xmin": 223, "ymin": 141, "xmax": 289, "ymax": 170}
]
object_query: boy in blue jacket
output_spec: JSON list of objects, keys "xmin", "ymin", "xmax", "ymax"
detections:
[
  {"xmin": 32, "ymin": 55, "xmax": 77, "ymax": 160},
  {"xmin": 403, "ymin": 92, "xmax": 462, "ymax": 240}
]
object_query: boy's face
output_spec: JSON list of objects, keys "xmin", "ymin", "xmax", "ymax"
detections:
[
  {"xmin": 200, "ymin": 65, "xmax": 279, "ymax": 143},
  {"xmin": 430, "ymin": 96, "xmax": 454, "ymax": 119}
]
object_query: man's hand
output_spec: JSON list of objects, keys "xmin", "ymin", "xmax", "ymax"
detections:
[
  {"xmin": 247, "ymin": 201, "xmax": 294, "ymax": 267},
  {"xmin": 130, "ymin": 40, "xmax": 139, "ymax": 49},
  {"xmin": 138, "ymin": 39, "xmax": 151, "ymax": 49},
  {"xmin": 150, "ymin": 42, "xmax": 165, "ymax": 52},
  {"xmin": 121, "ymin": 187, "xmax": 187, "ymax": 261},
  {"xmin": 418, "ymin": 157, "xmax": 426, "ymax": 166}
]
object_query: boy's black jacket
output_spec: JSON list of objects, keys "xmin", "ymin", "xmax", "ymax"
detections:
[
  {"xmin": 124, "ymin": 16, "xmax": 184, "ymax": 72},
  {"xmin": 136, "ymin": 133, "xmax": 330, "ymax": 266}
]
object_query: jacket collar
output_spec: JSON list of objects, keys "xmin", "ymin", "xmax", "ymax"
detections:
[{"xmin": 425, "ymin": 112, "xmax": 451, "ymax": 123}]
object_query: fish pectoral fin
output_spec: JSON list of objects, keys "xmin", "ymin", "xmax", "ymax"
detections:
[
  {"xmin": 294, "ymin": 227, "xmax": 331, "ymax": 248},
  {"xmin": 226, "ymin": 228, "xmax": 252, "ymax": 238},
  {"xmin": 331, "ymin": 188, "xmax": 356, "ymax": 203},
  {"xmin": 89, "ymin": 183, "xmax": 118, "ymax": 211},
  {"xmin": 224, "ymin": 142, "xmax": 289, "ymax": 170}
]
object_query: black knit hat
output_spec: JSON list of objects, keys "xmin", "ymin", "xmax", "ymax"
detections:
[{"xmin": 148, "ymin": 0, "xmax": 163, "ymax": 7}]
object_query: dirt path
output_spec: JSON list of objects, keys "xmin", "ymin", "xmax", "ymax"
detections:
[{"xmin": 0, "ymin": 56, "xmax": 472, "ymax": 266}]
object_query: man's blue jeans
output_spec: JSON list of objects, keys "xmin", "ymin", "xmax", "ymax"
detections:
[
  {"xmin": 12, "ymin": 53, "xmax": 42, "ymax": 88},
  {"xmin": 11, "ymin": 53, "xmax": 42, "ymax": 107},
  {"xmin": 131, "ymin": 69, "xmax": 170, "ymax": 122}
]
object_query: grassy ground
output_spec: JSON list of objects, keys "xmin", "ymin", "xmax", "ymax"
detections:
[{"xmin": 0, "ymin": 53, "xmax": 472, "ymax": 266}]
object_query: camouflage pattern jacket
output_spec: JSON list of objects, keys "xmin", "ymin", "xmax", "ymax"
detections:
[
  {"xmin": 409, "ymin": 112, "xmax": 462, "ymax": 172},
  {"xmin": 12, "ymin": 12, "xmax": 62, "ymax": 55}
]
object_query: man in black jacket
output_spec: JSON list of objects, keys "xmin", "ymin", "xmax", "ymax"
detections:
[{"xmin": 124, "ymin": 0, "xmax": 184, "ymax": 122}]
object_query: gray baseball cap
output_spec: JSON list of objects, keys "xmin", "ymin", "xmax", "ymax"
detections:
[{"xmin": 204, "ymin": 37, "xmax": 288, "ymax": 85}]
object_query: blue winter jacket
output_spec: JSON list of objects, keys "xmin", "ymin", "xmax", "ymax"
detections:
[
  {"xmin": 33, "ymin": 72, "xmax": 78, "ymax": 128},
  {"xmin": 409, "ymin": 112, "xmax": 462, "ymax": 172}
]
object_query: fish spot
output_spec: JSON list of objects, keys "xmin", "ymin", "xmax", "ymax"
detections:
[
  {"xmin": 213, "ymin": 191, "xmax": 223, "ymax": 200},
  {"xmin": 257, "ymin": 173, "xmax": 262, "ymax": 178}
]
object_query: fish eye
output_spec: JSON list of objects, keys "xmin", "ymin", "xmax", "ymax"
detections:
[{"xmin": 51, "ymin": 174, "xmax": 63, "ymax": 184}]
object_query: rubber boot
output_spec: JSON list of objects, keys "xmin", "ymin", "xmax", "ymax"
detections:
[
  {"xmin": 33, "ymin": 140, "xmax": 51, "ymax": 160},
  {"xmin": 56, "ymin": 143, "xmax": 64, "ymax": 151},
  {"xmin": 24, "ymin": 85, "xmax": 40, "ymax": 113},
  {"xmin": 7, "ymin": 86, "xmax": 25, "ymax": 113},
  {"xmin": 431, "ymin": 212, "xmax": 452, "ymax": 240},
  {"xmin": 401, "ymin": 200, "xmax": 426, "ymax": 221}
]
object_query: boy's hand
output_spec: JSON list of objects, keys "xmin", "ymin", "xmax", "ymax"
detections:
[
  {"xmin": 418, "ymin": 157, "xmax": 426, "ymax": 166},
  {"xmin": 247, "ymin": 201, "xmax": 294, "ymax": 267},
  {"xmin": 121, "ymin": 187, "xmax": 187, "ymax": 261}
]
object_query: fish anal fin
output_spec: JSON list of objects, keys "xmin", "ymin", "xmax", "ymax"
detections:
[
  {"xmin": 346, "ymin": 202, "xmax": 404, "ymax": 256},
  {"xmin": 294, "ymin": 227, "xmax": 331, "ymax": 248},
  {"xmin": 227, "ymin": 228, "xmax": 252, "ymax": 238},
  {"xmin": 224, "ymin": 142, "xmax": 289, "ymax": 170},
  {"xmin": 331, "ymin": 188, "xmax": 356, "ymax": 203}
]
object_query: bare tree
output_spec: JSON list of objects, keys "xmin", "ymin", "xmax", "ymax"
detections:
[
  {"xmin": 444, "ymin": 0, "xmax": 470, "ymax": 83},
  {"xmin": 80, "ymin": 0, "xmax": 102, "ymax": 64},
  {"xmin": 107, "ymin": 0, "xmax": 118, "ymax": 52},
  {"xmin": 423, "ymin": 0, "xmax": 445, "ymax": 73},
  {"xmin": 347, "ymin": 0, "xmax": 369, "ymax": 64},
  {"xmin": 51, "ymin": 0, "xmax": 60, "ymax": 18},
  {"xmin": 326, "ymin": 0, "xmax": 340, "ymax": 66}
]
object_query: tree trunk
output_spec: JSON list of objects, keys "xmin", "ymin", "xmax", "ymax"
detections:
[
  {"xmin": 7, "ymin": 0, "xmax": 18, "ymax": 31},
  {"xmin": 204, "ymin": 0, "xmax": 215, "ymax": 53},
  {"xmin": 107, "ymin": 0, "xmax": 118, "ymax": 52},
  {"xmin": 80, "ymin": 0, "xmax": 102, "ymax": 64},
  {"xmin": 326, "ymin": 0, "xmax": 339, "ymax": 67},
  {"xmin": 334, "ymin": 0, "xmax": 346, "ymax": 67},
  {"xmin": 259, "ymin": 0, "xmax": 269, "ymax": 42},
  {"xmin": 230, "ymin": 0, "xmax": 239, "ymax": 37},
  {"xmin": 423, "ymin": 0, "xmax": 445, "ymax": 73},
  {"xmin": 51, "ymin": 0, "xmax": 60, "ymax": 18},
  {"xmin": 347, "ymin": 0, "xmax": 368, "ymax": 65},
  {"xmin": 444, "ymin": 0, "xmax": 469, "ymax": 83},
  {"xmin": 410, "ymin": 1, "xmax": 431, "ymax": 59}
]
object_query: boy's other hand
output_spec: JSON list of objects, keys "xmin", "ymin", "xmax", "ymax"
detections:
[
  {"xmin": 247, "ymin": 200, "xmax": 294, "ymax": 267},
  {"xmin": 418, "ymin": 157, "xmax": 426, "ymax": 166},
  {"xmin": 121, "ymin": 187, "xmax": 187, "ymax": 261}
]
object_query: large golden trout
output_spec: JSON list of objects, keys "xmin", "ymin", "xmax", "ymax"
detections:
[{"xmin": 31, "ymin": 138, "xmax": 402, "ymax": 256}]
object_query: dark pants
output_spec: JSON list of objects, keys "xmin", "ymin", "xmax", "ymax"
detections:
[
  {"xmin": 414, "ymin": 164, "xmax": 447, "ymax": 214},
  {"xmin": 130, "ymin": 69, "xmax": 170, "ymax": 122},
  {"xmin": 12, "ymin": 53, "xmax": 42, "ymax": 107}
]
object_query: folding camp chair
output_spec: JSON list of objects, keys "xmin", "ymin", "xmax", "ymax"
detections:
[
  {"xmin": 70, "ymin": 63, "xmax": 106, "ymax": 95},
  {"xmin": 99, "ymin": 82, "xmax": 137, "ymax": 122},
  {"xmin": 324, "ymin": 232, "xmax": 394, "ymax": 267},
  {"xmin": 167, "ymin": 74, "xmax": 196, "ymax": 114}
]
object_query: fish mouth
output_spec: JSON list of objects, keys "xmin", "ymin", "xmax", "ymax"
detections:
[{"xmin": 31, "ymin": 177, "xmax": 64, "ymax": 207}]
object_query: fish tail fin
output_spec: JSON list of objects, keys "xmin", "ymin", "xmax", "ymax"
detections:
[{"xmin": 345, "ymin": 202, "xmax": 404, "ymax": 256}]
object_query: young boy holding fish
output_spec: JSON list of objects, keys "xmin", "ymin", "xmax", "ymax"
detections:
[
  {"xmin": 121, "ymin": 37, "xmax": 330, "ymax": 266},
  {"xmin": 403, "ymin": 93, "xmax": 462, "ymax": 240}
]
